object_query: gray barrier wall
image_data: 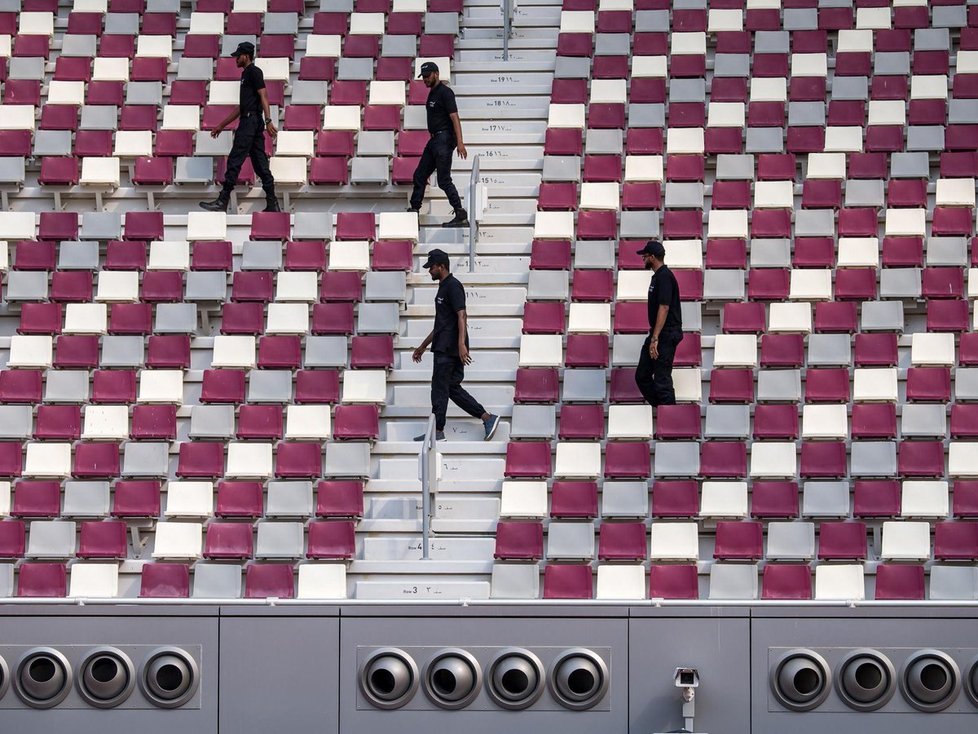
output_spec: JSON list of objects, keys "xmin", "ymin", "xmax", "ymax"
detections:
[{"xmin": 0, "ymin": 604, "xmax": 975, "ymax": 733}]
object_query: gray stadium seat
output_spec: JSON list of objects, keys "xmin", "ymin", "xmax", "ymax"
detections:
[
  {"xmin": 45, "ymin": 371, "xmax": 90, "ymax": 403},
  {"xmin": 123, "ymin": 442, "xmax": 170, "ymax": 478},
  {"xmin": 266, "ymin": 481, "xmax": 314, "ymax": 517},
  {"xmin": 63, "ymin": 482, "xmax": 110, "ymax": 518},
  {"xmin": 247, "ymin": 371, "xmax": 294, "ymax": 404},
  {"xmin": 801, "ymin": 482, "xmax": 850, "ymax": 518},
  {"xmin": 242, "ymin": 241, "xmax": 283, "ymax": 271},
  {"xmin": 193, "ymin": 563, "xmax": 242, "ymax": 598},
  {"xmin": 0, "ymin": 406, "xmax": 31, "ymax": 439},
  {"xmin": 546, "ymin": 522, "xmax": 595, "ymax": 560},
  {"xmin": 489, "ymin": 564, "xmax": 539, "ymax": 599},
  {"xmin": 155, "ymin": 303, "xmax": 198, "ymax": 334},
  {"xmin": 304, "ymin": 336, "xmax": 349, "ymax": 369},
  {"xmin": 562, "ymin": 369, "xmax": 607, "ymax": 402},
  {"xmin": 190, "ymin": 406, "xmax": 236, "ymax": 440},
  {"xmin": 510, "ymin": 405, "xmax": 556, "ymax": 439},
  {"xmin": 256, "ymin": 522, "xmax": 305, "ymax": 559},
  {"xmin": 709, "ymin": 564, "xmax": 758, "ymax": 600}
]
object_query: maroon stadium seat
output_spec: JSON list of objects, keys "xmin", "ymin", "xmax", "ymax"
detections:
[
  {"xmin": 550, "ymin": 481, "xmax": 598, "ymax": 519},
  {"xmin": 307, "ymin": 521, "xmax": 356, "ymax": 559},
  {"xmin": 216, "ymin": 481, "xmax": 264, "ymax": 519},
  {"xmin": 18, "ymin": 563, "xmax": 68, "ymax": 597},
  {"xmin": 714, "ymin": 521, "xmax": 763, "ymax": 561},
  {"xmin": 651, "ymin": 480, "xmax": 698, "ymax": 518},
  {"xmin": 761, "ymin": 564, "xmax": 812, "ymax": 600},
  {"xmin": 245, "ymin": 564, "xmax": 294, "ymax": 599},
  {"xmin": 817, "ymin": 522, "xmax": 868, "ymax": 561},
  {"xmin": 543, "ymin": 564, "xmax": 592, "ymax": 599},
  {"xmin": 78, "ymin": 521, "xmax": 128, "ymax": 559},
  {"xmin": 139, "ymin": 563, "xmax": 191, "ymax": 598},
  {"xmin": 494, "ymin": 521, "xmax": 544, "ymax": 560},
  {"xmin": 204, "ymin": 523, "xmax": 254, "ymax": 560},
  {"xmin": 598, "ymin": 522, "xmax": 647, "ymax": 561},
  {"xmin": 112, "ymin": 481, "xmax": 162, "ymax": 518}
]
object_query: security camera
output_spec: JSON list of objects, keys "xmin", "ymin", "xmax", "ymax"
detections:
[{"xmin": 675, "ymin": 667, "xmax": 699, "ymax": 689}]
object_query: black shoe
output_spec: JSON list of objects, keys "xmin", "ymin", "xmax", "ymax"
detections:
[
  {"xmin": 263, "ymin": 198, "xmax": 282, "ymax": 213},
  {"xmin": 483, "ymin": 414, "xmax": 500, "ymax": 441},
  {"xmin": 199, "ymin": 196, "xmax": 229, "ymax": 213},
  {"xmin": 406, "ymin": 206, "xmax": 420, "ymax": 213},
  {"xmin": 442, "ymin": 209, "xmax": 469, "ymax": 228},
  {"xmin": 414, "ymin": 430, "xmax": 445, "ymax": 441}
]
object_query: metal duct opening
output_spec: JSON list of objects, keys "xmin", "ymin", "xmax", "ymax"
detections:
[
  {"xmin": 15, "ymin": 648, "xmax": 72, "ymax": 709},
  {"xmin": 140, "ymin": 648, "xmax": 199, "ymax": 709},
  {"xmin": 966, "ymin": 659, "xmax": 978, "ymax": 707},
  {"xmin": 770, "ymin": 649, "xmax": 831, "ymax": 712},
  {"xmin": 549, "ymin": 648, "xmax": 609, "ymax": 711},
  {"xmin": 0, "ymin": 655, "xmax": 8, "ymax": 701},
  {"xmin": 486, "ymin": 648, "xmax": 545, "ymax": 710},
  {"xmin": 836, "ymin": 649, "xmax": 896, "ymax": 712},
  {"xmin": 901, "ymin": 650, "xmax": 960, "ymax": 713},
  {"xmin": 78, "ymin": 647, "xmax": 135, "ymax": 708},
  {"xmin": 359, "ymin": 648, "xmax": 419, "ymax": 710},
  {"xmin": 423, "ymin": 649, "xmax": 482, "ymax": 709}
]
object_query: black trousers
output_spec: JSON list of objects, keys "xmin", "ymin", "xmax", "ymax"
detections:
[
  {"xmin": 635, "ymin": 331, "xmax": 683, "ymax": 407},
  {"xmin": 221, "ymin": 114, "xmax": 276, "ymax": 199},
  {"xmin": 410, "ymin": 133, "xmax": 463, "ymax": 211},
  {"xmin": 431, "ymin": 352, "xmax": 485, "ymax": 431}
]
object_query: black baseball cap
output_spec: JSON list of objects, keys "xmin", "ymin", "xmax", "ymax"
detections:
[
  {"xmin": 422, "ymin": 248, "xmax": 450, "ymax": 268},
  {"xmin": 636, "ymin": 239, "xmax": 666, "ymax": 259},
  {"xmin": 231, "ymin": 41, "xmax": 256, "ymax": 58},
  {"xmin": 418, "ymin": 61, "xmax": 439, "ymax": 78}
]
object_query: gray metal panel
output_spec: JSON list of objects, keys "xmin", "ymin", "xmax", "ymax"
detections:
[
  {"xmin": 752, "ymin": 617, "xmax": 978, "ymax": 733},
  {"xmin": 0, "ymin": 614, "xmax": 217, "ymax": 732},
  {"xmin": 629, "ymin": 616, "xmax": 751, "ymax": 732},
  {"xmin": 219, "ymin": 616, "xmax": 340, "ymax": 733}
]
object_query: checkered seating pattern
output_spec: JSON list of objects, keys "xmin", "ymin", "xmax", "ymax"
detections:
[
  {"xmin": 0, "ymin": 208, "xmax": 421, "ymax": 599},
  {"xmin": 489, "ymin": 0, "xmax": 978, "ymax": 602},
  {"xmin": 0, "ymin": 0, "xmax": 458, "ymax": 199}
]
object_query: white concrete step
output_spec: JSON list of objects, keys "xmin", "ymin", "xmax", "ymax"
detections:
[
  {"xmin": 354, "ymin": 578, "xmax": 491, "ymax": 599},
  {"xmin": 363, "ymin": 535, "xmax": 497, "ymax": 561},
  {"xmin": 456, "ymin": 49, "xmax": 559, "ymax": 65},
  {"xmin": 452, "ymin": 59, "xmax": 556, "ymax": 75}
]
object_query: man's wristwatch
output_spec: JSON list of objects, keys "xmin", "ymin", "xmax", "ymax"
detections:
[{"xmin": 264, "ymin": 119, "xmax": 272, "ymax": 127}]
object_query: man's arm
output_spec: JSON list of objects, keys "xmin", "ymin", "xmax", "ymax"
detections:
[
  {"xmin": 413, "ymin": 330, "xmax": 435, "ymax": 362},
  {"xmin": 649, "ymin": 305, "xmax": 669, "ymax": 358},
  {"xmin": 258, "ymin": 88, "xmax": 277, "ymax": 139},
  {"xmin": 457, "ymin": 310, "xmax": 471, "ymax": 365},
  {"xmin": 210, "ymin": 109, "xmax": 240, "ymax": 138},
  {"xmin": 449, "ymin": 112, "xmax": 466, "ymax": 159}
]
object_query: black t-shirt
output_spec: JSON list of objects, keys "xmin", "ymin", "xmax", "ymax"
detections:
[
  {"xmin": 426, "ymin": 82, "xmax": 458, "ymax": 135},
  {"xmin": 432, "ymin": 274, "xmax": 467, "ymax": 355},
  {"xmin": 647, "ymin": 264, "xmax": 683, "ymax": 334},
  {"xmin": 239, "ymin": 63, "xmax": 266, "ymax": 115}
]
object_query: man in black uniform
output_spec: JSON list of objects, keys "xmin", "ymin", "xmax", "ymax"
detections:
[
  {"xmin": 413, "ymin": 249, "xmax": 500, "ymax": 441},
  {"xmin": 200, "ymin": 41, "xmax": 281, "ymax": 213},
  {"xmin": 408, "ymin": 62, "xmax": 469, "ymax": 228},
  {"xmin": 635, "ymin": 240, "xmax": 683, "ymax": 407}
]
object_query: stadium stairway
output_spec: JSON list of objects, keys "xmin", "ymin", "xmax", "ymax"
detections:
[{"xmin": 352, "ymin": 0, "xmax": 560, "ymax": 599}]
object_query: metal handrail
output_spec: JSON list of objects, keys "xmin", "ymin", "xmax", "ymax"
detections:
[
  {"xmin": 418, "ymin": 414, "xmax": 437, "ymax": 560},
  {"xmin": 502, "ymin": 0, "xmax": 513, "ymax": 61},
  {"xmin": 468, "ymin": 153, "xmax": 481, "ymax": 272}
]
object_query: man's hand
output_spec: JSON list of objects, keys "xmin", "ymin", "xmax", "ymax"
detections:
[
  {"xmin": 459, "ymin": 344, "xmax": 472, "ymax": 365},
  {"xmin": 210, "ymin": 125, "xmax": 224, "ymax": 139},
  {"xmin": 456, "ymin": 142, "xmax": 468, "ymax": 160},
  {"xmin": 266, "ymin": 122, "xmax": 277, "ymax": 140},
  {"xmin": 649, "ymin": 338, "xmax": 659, "ymax": 360},
  {"xmin": 412, "ymin": 345, "xmax": 427, "ymax": 363}
]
